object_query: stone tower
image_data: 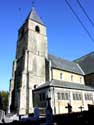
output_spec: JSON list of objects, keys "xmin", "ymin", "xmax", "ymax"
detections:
[{"xmin": 8, "ymin": 7, "xmax": 48, "ymax": 115}]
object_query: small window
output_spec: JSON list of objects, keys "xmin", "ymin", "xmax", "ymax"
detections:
[
  {"xmin": 71, "ymin": 75, "xmax": 73, "ymax": 81},
  {"xmin": 57, "ymin": 93, "xmax": 61, "ymax": 100},
  {"xmin": 35, "ymin": 26, "xmax": 40, "ymax": 33},
  {"xmin": 80, "ymin": 77, "xmax": 82, "ymax": 83},
  {"xmin": 65, "ymin": 93, "xmax": 70, "ymax": 100},
  {"xmin": 60, "ymin": 73, "xmax": 63, "ymax": 80},
  {"xmin": 57, "ymin": 92, "xmax": 70, "ymax": 100},
  {"xmin": 62, "ymin": 93, "xmax": 70, "ymax": 100},
  {"xmin": 73, "ymin": 92, "xmax": 82, "ymax": 100},
  {"xmin": 61, "ymin": 93, "xmax": 65, "ymax": 100},
  {"xmin": 85, "ymin": 93, "xmax": 93, "ymax": 100}
]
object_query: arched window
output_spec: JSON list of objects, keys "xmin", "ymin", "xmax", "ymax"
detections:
[
  {"xmin": 71, "ymin": 75, "xmax": 73, "ymax": 81},
  {"xmin": 60, "ymin": 73, "xmax": 63, "ymax": 80},
  {"xmin": 35, "ymin": 26, "xmax": 40, "ymax": 33},
  {"xmin": 80, "ymin": 77, "xmax": 82, "ymax": 83}
]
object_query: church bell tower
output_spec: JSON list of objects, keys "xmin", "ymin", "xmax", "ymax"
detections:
[{"xmin": 8, "ymin": 7, "xmax": 48, "ymax": 115}]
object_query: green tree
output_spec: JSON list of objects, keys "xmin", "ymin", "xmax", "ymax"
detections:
[{"xmin": 0, "ymin": 91, "xmax": 9, "ymax": 112}]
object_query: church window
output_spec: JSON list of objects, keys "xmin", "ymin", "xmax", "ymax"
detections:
[
  {"xmin": 85, "ymin": 93, "xmax": 93, "ymax": 100},
  {"xmin": 80, "ymin": 77, "xmax": 82, "ymax": 83},
  {"xmin": 35, "ymin": 26, "xmax": 40, "ymax": 33},
  {"xmin": 61, "ymin": 93, "xmax": 64, "ymax": 100},
  {"xmin": 57, "ymin": 93, "xmax": 61, "ymax": 100},
  {"xmin": 71, "ymin": 75, "xmax": 73, "ymax": 81},
  {"xmin": 73, "ymin": 92, "xmax": 82, "ymax": 100},
  {"xmin": 60, "ymin": 73, "xmax": 63, "ymax": 80},
  {"xmin": 73, "ymin": 93, "xmax": 76, "ymax": 100},
  {"xmin": 61, "ymin": 92, "xmax": 70, "ymax": 100},
  {"xmin": 57, "ymin": 92, "xmax": 70, "ymax": 100},
  {"xmin": 65, "ymin": 93, "xmax": 70, "ymax": 100}
]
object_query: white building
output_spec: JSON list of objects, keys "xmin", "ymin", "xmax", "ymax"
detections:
[{"xmin": 8, "ymin": 7, "xmax": 94, "ymax": 115}]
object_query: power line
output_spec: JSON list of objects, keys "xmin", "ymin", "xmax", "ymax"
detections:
[
  {"xmin": 64, "ymin": 0, "xmax": 94, "ymax": 43},
  {"xmin": 76, "ymin": 0, "xmax": 94, "ymax": 26}
]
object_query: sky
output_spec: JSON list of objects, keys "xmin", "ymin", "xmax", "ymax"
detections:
[{"xmin": 0, "ymin": 0, "xmax": 94, "ymax": 91}]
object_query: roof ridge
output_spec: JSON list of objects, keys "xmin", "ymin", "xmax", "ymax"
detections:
[
  {"xmin": 48, "ymin": 54, "xmax": 84, "ymax": 75},
  {"xmin": 74, "ymin": 51, "xmax": 94, "ymax": 62},
  {"xmin": 76, "ymin": 63, "xmax": 85, "ymax": 75},
  {"xmin": 48, "ymin": 54, "xmax": 77, "ymax": 64}
]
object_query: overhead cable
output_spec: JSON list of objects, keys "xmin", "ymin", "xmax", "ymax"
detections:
[
  {"xmin": 76, "ymin": 0, "xmax": 94, "ymax": 26},
  {"xmin": 64, "ymin": 0, "xmax": 94, "ymax": 43}
]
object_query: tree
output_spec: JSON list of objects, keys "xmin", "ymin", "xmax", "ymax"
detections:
[{"xmin": 0, "ymin": 91, "xmax": 9, "ymax": 112}]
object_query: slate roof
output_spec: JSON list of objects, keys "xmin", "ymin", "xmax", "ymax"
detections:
[
  {"xmin": 74, "ymin": 52, "xmax": 94, "ymax": 75},
  {"xmin": 48, "ymin": 54, "xmax": 84, "ymax": 75},
  {"xmin": 34, "ymin": 80, "xmax": 94, "ymax": 91},
  {"xmin": 52, "ymin": 80, "xmax": 94, "ymax": 91},
  {"xmin": 27, "ymin": 7, "xmax": 44, "ymax": 25}
]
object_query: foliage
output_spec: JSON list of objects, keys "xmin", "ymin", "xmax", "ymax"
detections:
[{"xmin": 0, "ymin": 91, "xmax": 9, "ymax": 112}]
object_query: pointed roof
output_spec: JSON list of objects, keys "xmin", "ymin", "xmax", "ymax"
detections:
[
  {"xmin": 27, "ymin": 7, "xmax": 44, "ymax": 25},
  {"xmin": 48, "ymin": 54, "xmax": 84, "ymax": 75},
  {"xmin": 74, "ymin": 51, "xmax": 94, "ymax": 75}
]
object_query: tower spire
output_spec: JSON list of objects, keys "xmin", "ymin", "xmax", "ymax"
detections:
[{"xmin": 26, "ymin": 7, "xmax": 44, "ymax": 25}]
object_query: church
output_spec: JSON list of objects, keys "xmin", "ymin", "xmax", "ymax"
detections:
[{"xmin": 8, "ymin": 7, "xmax": 94, "ymax": 115}]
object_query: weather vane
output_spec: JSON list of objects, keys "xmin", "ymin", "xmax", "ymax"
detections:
[{"xmin": 32, "ymin": 0, "xmax": 37, "ymax": 7}]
